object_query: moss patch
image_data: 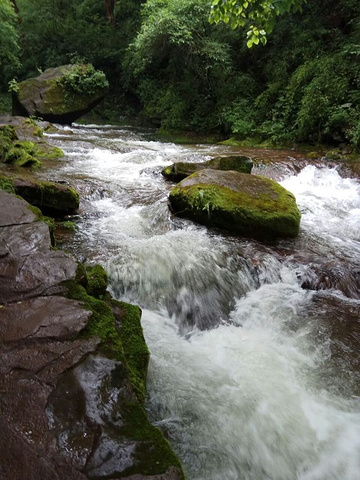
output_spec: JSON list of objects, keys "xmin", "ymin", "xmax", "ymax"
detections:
[
  {"xmin": 4, "ymin": 140, "xmax": 42, "ymax": 167},
  {"xmin": 85, "ymin": 264, "xmax": 108, "ymax": 299},
  {"xmin": 119, "ymin": 401, "xmax": 184, "ymax": 478},
  {"xmin": 0, "ymin": 125, "xmax": 17, "ymax": 161},
  {"xmin": 112, "ymin": 299, "xmax": 149, "ymax": 405},
  {"xmin": 0, "ymin": 173, "xmax": 15, "ymax": 193}
]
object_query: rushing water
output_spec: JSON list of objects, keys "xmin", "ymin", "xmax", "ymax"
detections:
[{"xmin": 43, "ymin": 124, "xmax": 360, "ymax": 480}]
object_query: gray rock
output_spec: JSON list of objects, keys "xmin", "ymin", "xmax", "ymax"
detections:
[
  {"xmin": 0, "ymin": 296, "xmax": 91, "ymax": 342},
  {"xmin": 12, "ymin": 64, "xmax": 108, "ymax": 124},
  {"xmin": 0, "ymin": 191, "xmax": 37, "ymax": 226}
]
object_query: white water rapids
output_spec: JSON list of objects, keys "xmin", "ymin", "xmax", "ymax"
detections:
[{"xmin": 45, "ymin": 125, "xmax": 360, "ymax": 480}]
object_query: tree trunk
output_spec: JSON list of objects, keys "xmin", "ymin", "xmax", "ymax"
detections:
[{"xmin": 104, "ymin": 0, "xmax": 116, "ymax": 25}]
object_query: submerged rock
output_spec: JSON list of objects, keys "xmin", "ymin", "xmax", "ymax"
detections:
[
  {"xmin": 12, "ymin": 64, "xmax": 109, "ymax": 124},
  {"xmin": 169, "ymin": 169, "xmax": 301, "ymax": 240},
  {"xmin": 162, "ymin": 154, "xmax": 253, "ymax": 182}
]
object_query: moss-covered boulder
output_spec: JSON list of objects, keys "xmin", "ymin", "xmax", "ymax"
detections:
[
  {"xmin": 162, "ymin": 154, "xmax": 253, "ymax": 182},
  {"xmin": 1, "ymin": 117, "xmax": 64, "ymax": 167},
  {"xmin": 13, "ymin": 177, "xmax": 80, "ymax": 214},
  {"xmin": 12, "ymin": 64, "xmax": 109, "ymax": 124},
  {"xmin": 169, "ymin": 169, "xmax": 301, "ymax": 240}
]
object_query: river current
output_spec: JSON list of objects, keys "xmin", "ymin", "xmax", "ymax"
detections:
[{"xmin": 44, "ymin": 124, "xmax": 360, "ymax": 480}]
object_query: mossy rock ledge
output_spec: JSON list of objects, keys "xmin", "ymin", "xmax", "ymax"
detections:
[
  {"xmin": 0, "ymin": 190, "xmax": 185, "ymax": 480},
  {"xmin": 169, "ymin": 169, "xmax": 301, "ymax": 240},
  {"xmin": 162, "ymin": 155, "xmax": 253, "ymax": 182},
  {"xmin": 13, "ymin": 177, "xmax": 80, "ymax": 214},
  {"xmin": 12, "ymin": 64, "xmax": 108, "ymax": 124}
]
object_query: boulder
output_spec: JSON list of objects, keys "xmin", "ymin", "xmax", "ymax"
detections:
[
  {"xmin": 13, "ymin": 177, "xmax": 80, "ymax": 214},
  {"xmin": 162, "ymin": 155, "xmax": 253, "ymax": 182},
  {"xmin": 169, "ymin": 169, "xmax": 301, "ymax": 240},
  {"xmin": 12, "ymin": 64, "xmax": 108, "ymax": 124}
]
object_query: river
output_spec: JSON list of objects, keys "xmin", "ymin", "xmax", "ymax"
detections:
[{"xmin": 43, "ymin": 124, "xmax": 360, "ymax": 480}]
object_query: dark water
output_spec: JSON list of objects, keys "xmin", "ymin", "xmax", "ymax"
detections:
[{"xmin": 43, "ymin": 124, "xmax": 360, "ymax": 480}]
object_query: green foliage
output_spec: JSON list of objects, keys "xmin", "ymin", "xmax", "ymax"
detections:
[
  {"xmin": 0, "ymin": 0, "xmax": 20, "ymax": 86},
  {"xmin": 209, "ymin": 0, "xmax": 305, "ymax": 46},
  {"xmin": 221, "ymin": 99, "xmax": 256, "ymax": 137},
  {"xmin": 58, "ymin": 64, "xmax": 109, "ymax": 98},
  {"xmin": 8, "ymin": 78, "xmax": 19, "ymax": 93},
  {"xmin": 126, "ymin": 0, "xmax": 235, "ymax": 130},
  {"xmin": 8, "ymin": 0, "xmax": 360, "ymax": 149}
]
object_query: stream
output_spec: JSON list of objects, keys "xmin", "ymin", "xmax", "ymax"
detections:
[{"xmin": 43, "ymin": 124, "xmax": 360, "ymax": 480}]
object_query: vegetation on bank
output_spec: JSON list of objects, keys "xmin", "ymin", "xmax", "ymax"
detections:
[{"xmin": 0, "ymin": 0, "xmax": 359, "ymax": 150}]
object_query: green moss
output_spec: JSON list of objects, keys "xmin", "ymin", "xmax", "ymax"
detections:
[
  {"xmin": 64, "ymin": 280, "xmax": 125, "ymax": 355},
  {"xmin": 219, "ymin": 136, "xmax": 264, "ymax": 147},
  {"xmin": 118, "ymin": 402, "xmax": 185, "ymax": 479},
  {"xmin": 112, "ymin": 299, "xmax": 149, "ymax": 405},
  {"xmin": 85, "ymin": 264, "xmax": 108, "ymax": 299},
  {"xmin": 170, "ymin": 173, "xmax": 301, "ymax": 239},
  {"xmin": 63, "ymin": 280, "xmax": 148, "ymax": 402},
  {"xmin": 57, "ymin": 220, "xmax": 77, "ymax": 230},
  {"xmin": 61, "ymin": 280, "xmax": 185, "ymax": 478},
  {"xmin": 163, "ymin": 166, "xmax": 172, "ymax": 176},
  {"xmin": 0, "ymin": 174, "xmax": 15, "ymax": 193},
  {"xmin": 5, "ymin": 140, "xmax": 42, "ymax": 167},
  {"xmin": 0, "ymin": 125, "xmax": 17, "ymax": 161},
  {"xmin": 24, "ymin": 118, "xmax": 44, "ymax": 137},
  {"xmin": 33, "ymin": 143, "xmax": 64, "ymax": 159}
]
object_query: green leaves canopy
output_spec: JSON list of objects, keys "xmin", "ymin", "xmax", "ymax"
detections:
[
  {"xmin": 0, "ymin": 0, "xmax": 20, "ymax": 83},
  {"xmin": 209, "ymin": 0, "xmax": 306, "ymax": 46}
]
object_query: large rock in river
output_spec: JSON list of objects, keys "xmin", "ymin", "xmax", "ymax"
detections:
[
  {"xmin": 169, "ymin": 169, "xmax": 301, "ymax": 240},
  {"xmin": 12, "ymin": 64, "xmax": 108, "ymax": 124},
  {"xmin": 162, "ymin": 155, "xmax": 253, "ymax": 182}
]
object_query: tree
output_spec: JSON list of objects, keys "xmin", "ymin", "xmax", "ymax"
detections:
[
  {"xmin": 209, "ymin": 0, "xmax": 306, "ymax": 46},
  {"xmin": 0, "ymin": 0, "xmax": 20, "ymax": 86}
]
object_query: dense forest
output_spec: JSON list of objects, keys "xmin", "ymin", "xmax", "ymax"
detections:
[{"xmin": 1, "ymin": 0, "xmax": 359, "ymax": 148}]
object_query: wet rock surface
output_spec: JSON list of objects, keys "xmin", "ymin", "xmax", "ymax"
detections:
[
  {"xmin": 162, "ymin": 154, "xmax": 253, "ymax": 182},
  {"xmin": 0, "ymin": 191, "xmax": 184, "ymax": 480}
]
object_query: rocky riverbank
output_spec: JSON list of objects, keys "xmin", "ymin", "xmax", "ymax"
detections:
[{"xmin": 0, "ymin": 119, "xmax": 185, "ymax": 479}]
